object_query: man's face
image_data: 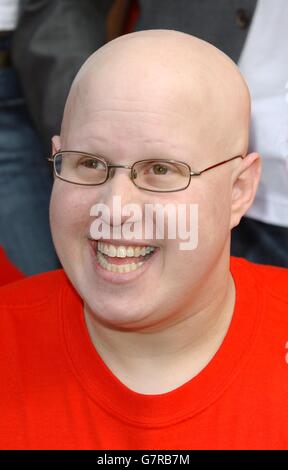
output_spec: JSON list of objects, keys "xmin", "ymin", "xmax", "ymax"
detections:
[{"xmin": 50, "ymin": 33, "xmax": 248, "ymax": 330}]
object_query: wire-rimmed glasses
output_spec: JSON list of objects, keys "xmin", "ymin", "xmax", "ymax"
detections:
[{"xmin": 48, "ymin": 151, "xmax": 244, "ymax": 193}]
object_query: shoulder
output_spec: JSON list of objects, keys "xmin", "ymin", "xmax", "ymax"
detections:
[
  {"xmin": 231, "ymin": 256, "xmax": 288, "ymax": 302},
  {"xmin": 0, "ymin": 269, "xmax": 68, "ymax": 309}
]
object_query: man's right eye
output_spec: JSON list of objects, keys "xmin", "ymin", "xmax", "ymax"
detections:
[{"xmin": 79, "ymin": 158, "xmax": 100, "ymax": 169}]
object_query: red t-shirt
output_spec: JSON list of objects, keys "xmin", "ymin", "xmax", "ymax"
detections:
[{"xmin": 0, "ymin": 257, "xmax": 287, "ymax": 450}]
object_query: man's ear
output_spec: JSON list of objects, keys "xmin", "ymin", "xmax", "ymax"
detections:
[
  {"xmin": 51, "ymin": 135, "xmax": 61, "ymax": 155},
  {"xmin": 230, "ymin": 152, "xmax": 261, "ymax": 229}
]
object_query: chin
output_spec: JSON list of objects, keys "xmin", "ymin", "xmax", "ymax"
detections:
[{"xmin": 84, "ymin": 296, "xmax": 153, "ymax": 330}]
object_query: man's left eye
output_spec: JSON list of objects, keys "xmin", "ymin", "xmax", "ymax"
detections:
[{"xmin": 152, "ymin": 164, "xmax": 169, "ymax": 175}]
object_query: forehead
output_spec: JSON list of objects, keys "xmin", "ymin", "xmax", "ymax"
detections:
[
  {"xmin": 75, "ymin": 38, "xmax": 220, "ymax": 118},
  {"xmin": 63, "ymin": 64, "xmax": 217, "ymax": 158},
  {"xmin": 61, "ymin": 34, "xmax": 249, "ymax": 162},
  {"xmin": 62, "ymin": 98, "xmax": 211, "ymax": 168}
]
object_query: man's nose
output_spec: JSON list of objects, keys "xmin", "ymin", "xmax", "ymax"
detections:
[
  {"xmin": 94, "ymin": 168, "xmax": 142, "ymax": 227},
  {"xmin": 104, "ymin": 166, "xmax": 137, "ymax": 200}
]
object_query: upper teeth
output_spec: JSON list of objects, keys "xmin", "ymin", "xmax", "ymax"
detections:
[{"xmin": 97, "ymin": 242, "xmax": 155, "ymax": 258}]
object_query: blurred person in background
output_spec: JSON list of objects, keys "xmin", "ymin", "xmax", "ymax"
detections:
[
  {"xmin": 231, "ymin": 1, "xmax": 288, "ymax": 267},
  {"xmin": 0, "ymin": 246, "xmax": 24, "ymax": 286},
  {"xmin": 13, "ymin": 0, "xmax": 113, "ymax": 158},
  {"xmin": 0, "ymin": 0, "xmax": 59, "ymax": 275},
  {"xmin": 12, "ymin": 0, "xmax": 288, "ymax": 267}
]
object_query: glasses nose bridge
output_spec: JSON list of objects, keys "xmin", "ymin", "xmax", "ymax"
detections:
[{"xmin": 107, "ymin": 163, "xmax": 134, "ymax": 181}]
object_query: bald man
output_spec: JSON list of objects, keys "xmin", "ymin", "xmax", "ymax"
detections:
[{"xmin": 0, "ymin": 30, "xmax": 287, "ymax": 450}]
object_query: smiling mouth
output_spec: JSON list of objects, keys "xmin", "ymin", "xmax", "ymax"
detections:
[{"xmin": 90, "ymin": 240, "xmax": 158, "ymax": 274}]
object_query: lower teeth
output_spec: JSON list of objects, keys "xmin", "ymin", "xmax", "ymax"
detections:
[{"xmin": 96, "ymin": 251, "xmax": 144, "ymax": 273}]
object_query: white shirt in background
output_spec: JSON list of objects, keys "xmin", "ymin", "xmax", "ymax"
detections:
[
  {"xmin": 238, "ymin": 0, "xmax": 288, "ymax": 227},
  {"xmin": 0, "ymin": 0, "xmax": 20, "ymax": 31}
]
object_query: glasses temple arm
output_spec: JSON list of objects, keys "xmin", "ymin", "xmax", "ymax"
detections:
[{"xmin": 190, "ymin": 155, "xmax": 244, "ymax": 175}]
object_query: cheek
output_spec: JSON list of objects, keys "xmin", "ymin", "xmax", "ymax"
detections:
[
  {"xmin": 167, "ymin": 181, "xmax": 231, "ymax": 271},
  {"xmin": 50, "ymin": 185, "xmax": 64, "ymax": 229},
  {"xmin": 49, "ymin": 182, "xmax": 93, "ymax": 252},
  {"xmin": 197, "ymin": 180, "xmax": 232, "ymax": 258}
]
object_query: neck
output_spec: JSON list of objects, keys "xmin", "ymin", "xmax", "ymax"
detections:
[{"xmin": 84, "ymin": 266, "xmax": 236, "ymax": 395}]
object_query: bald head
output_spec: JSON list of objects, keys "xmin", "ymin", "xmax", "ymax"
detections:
[{"xmin": 61, "ymin": 30, "xmax": 251, "ymax": 162}]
